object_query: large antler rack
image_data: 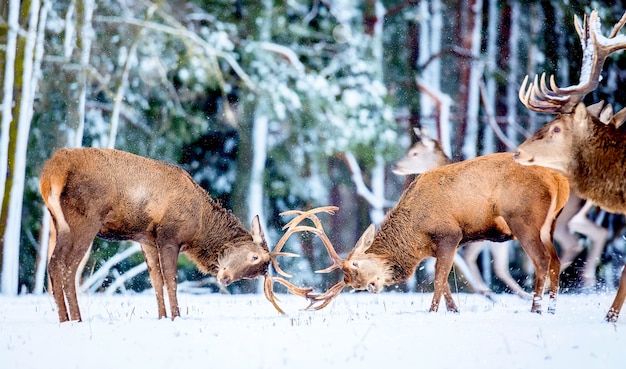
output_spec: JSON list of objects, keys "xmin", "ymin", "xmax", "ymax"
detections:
[
  {"xmin": 291, "ymin": 209, "xmax": 348, "ymax": 311},
  {"xmin": 520, "ymin": 9, "xmax": 626, "ymax": 114},
  {"xmin": 263, "ymin": 206, "xmax": 339, "ymax": 314}
]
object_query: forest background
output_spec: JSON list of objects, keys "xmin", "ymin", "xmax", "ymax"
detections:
[{"xmin": 1, "ymin": 0, "xmax": 625, "ymax": 298}]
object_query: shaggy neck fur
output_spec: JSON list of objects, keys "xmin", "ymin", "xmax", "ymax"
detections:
[
  {"xmin": 570, "ymin": 120, "xmax": 626, "ymax": 214},
  {"xmin": 366, "ymin": 204, "xmax": 429, "ymax": 283},
  {"xmin": 184, "ymin": 188, "xmax": 258, "ymax": 274}
]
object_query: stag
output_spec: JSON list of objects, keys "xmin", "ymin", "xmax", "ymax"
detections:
[
  {"xmin": 305, "ymin": 154, "xmax": 569, "ymax": 314},
  {"xmin": 514, "ymin": 9, "xmax": 626, "ymax": 322},
  {"xmin": 40, "ymin": 147, "xmax": 329, "ymax": 322},
  {"xmin": 395, "ymin": 125, "xmax": 610, "ymax": 290},
  {"xmin": 392, "ymin": 128, "xmax": 531, "ymax": 300}
]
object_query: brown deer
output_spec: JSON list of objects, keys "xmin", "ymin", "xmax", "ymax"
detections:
[
  {"xmin": 304, "ymin": 153, "xmax": 569, "ymax": 314},
  {"xmin": 40, "ymin": 147, "xmax": 324, "ymax": 322},
  {"xmin": 514, "ymin": 9, "xmax": 626, "ymax": 322},
  {"xmin": 392, "ymin": 128, "xmax": 531, "ymax": 300},
  {"xmin": 395, "ymin": 126, "xmax": 610, "ymax": 290}
]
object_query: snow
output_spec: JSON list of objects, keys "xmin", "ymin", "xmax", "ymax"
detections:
[{"xmin": 1, "ymin": 291, "xmax": 624, "ymax": 369}]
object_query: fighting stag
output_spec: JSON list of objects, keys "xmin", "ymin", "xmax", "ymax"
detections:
[
  {"xmin": 514, "ymin": 9, "xmax": 626, "ymax": 322},
  {"xmin": 392, "ymin": 128, "xmax": 531, "ymax": 300},
  {"xmin": 305, "ymin": 154, "xmax": 569, "ymax": 314},
  {"xmin": 40, "ymin": 147, "xmax": 323, "ymax": 321}
]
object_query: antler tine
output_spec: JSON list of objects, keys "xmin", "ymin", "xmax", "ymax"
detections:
[
  {"xmin": 263, "ymin": 274, "xmax": 314, "ymax": 315},
  {"xmin": 284, "ymin": 207, "xmax": 344, "ymax": 274},
  {"xmin": 270, "ymin": 206, "xmax": 340, "ymax": 278},
  {"xmin": 263, "ymin": 206, "xmax": 339, "ymax": 314},
  {"xmin": 305, "ymin": 281, "xmax": 347, "ymax": 311},
  {"xmin": 609, "ymin": 11, "xmax": 626, "ymax": 38},
  {"xmin": 312, "ymin": 223, "xmax": 344, "ymax": 274},
  {"xmin": 519, "ymin": 74, "xmax": 566, "ymax": 113},
  {"xmin": 522, "ymin": 10, "xmax": 626, "ymax": 114}
]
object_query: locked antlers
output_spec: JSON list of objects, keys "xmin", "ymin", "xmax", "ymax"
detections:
[{"xmin": 263, "ymin": 206, "xmax": 340, "ymax": 314}]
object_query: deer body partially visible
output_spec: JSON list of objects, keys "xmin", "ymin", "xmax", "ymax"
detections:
[
  {"xmin": 392, "ymin": 129, "xmax": 531, "ymax": 300},
  {"xmin": 516, "ymin": 105, "xmax": 626, "ymax": 321},
  {"xmin": 40, "ymin": 148, "xmax": 304, "ymax": 322},
  {"xmin": 317, "ymin": 153, "xmax": 569, "ymax": 314},
  {"xmin": 514, "ymin": 9, "xmax": 626, "ymax": 322}
]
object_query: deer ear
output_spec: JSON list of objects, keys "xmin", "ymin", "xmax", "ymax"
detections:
[
  {"xmin": 573, "ymin": 102, "xmax": 590, "ymax": 130},
  {"xmin": 586, "ymin": 100, "xmax": 604, "ymax": 119},
  {"xmin": 610, "ymin": 107, "xmax": 626, "ymax": 129},
  {"xmin": 414, "ymin": 127, "xmax": 435, "ymax": 149},
  {"xmin": 354, "ymin": 224, "xmax": 376, "ymax": 254},
  {"xmin": 599, "ymin": 103, "xmax": 613, "ymax": 124},
  {"xmin": 250, "ymin": 215, "xmax": 266, "ymax": 245}
]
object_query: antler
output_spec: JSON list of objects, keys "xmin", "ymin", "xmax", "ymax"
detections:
[
  {"xmin": 520, "ymin": 9, "xmax": 626, "ymax": 114},
  {"xmin": 279, "ymin": 207, "xmax": 348, "ymax": 311},
  {"xmin": 263, "ymin": 206, "xmax": 339, "ymax": 314}
]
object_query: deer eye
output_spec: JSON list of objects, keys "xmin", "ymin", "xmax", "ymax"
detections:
[
  {"xmin": 553, "ymin": 126, "xmax": 561, "ymax": 133},
  {"xmin": 352, "ymin": 261, "xmax": 358, "ymax": 267},
  {"xmin": 251, "ymin": 254, "xmax": 259, "ymax": 262}
]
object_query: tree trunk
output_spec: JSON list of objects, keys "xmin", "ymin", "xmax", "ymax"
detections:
[
  {"xmin": 0, "ymin": 0, "xmax": 20, "ymax": 292},
  {"xmin": 453, "ymin": 0, "xmax": 482, "ymax": 160},
  {"xmin": 1, "ymin": 0, "xmax": 41, "ymax": 295}
]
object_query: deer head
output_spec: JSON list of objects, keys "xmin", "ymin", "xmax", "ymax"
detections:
[
  {"xmin": 295, "ymin": 220, "xmax": 394, "ymax": 311},
  {"xmin": 392, "ymin": 128, "xmax": 450, "ymax": 175},
  {"xmin": 216, "ymin": 216, "xmax": 272, "ymax": 286},
  {"xmin": 515, "ymin": 10, "xmax": 626, "ymax": 170}
]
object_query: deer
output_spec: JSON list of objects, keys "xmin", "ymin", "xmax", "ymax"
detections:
[
  {"xmin": 40, "ymin": 147, "xmax": 330, "ymax": 322},
  {"xmin": 395, "ymin": 126, "xmax": 611, "ymax": 291},
  {"xmin": 392, "ymin": 128, "xmax": 531, "ymax": 300},
  {"xmin": 513, "ymin": 9, "xmax": 626, "ymax": 322},
  {"xmin": 302, "ymin": 153, "xmax": 569, "ymax": 314}
]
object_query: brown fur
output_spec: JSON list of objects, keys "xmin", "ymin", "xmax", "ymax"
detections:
[
  {"xmin": 515, "ymin": 102, "xmax": 626, "ymax": 322},
  {"xmin": 343, "ymin": 153, "xmax": 569, "ymax": 314},
  {"xmin": 40, "ymin": 148, "xmax": 270, "ymax": 322}
]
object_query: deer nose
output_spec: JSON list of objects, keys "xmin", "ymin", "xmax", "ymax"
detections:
[{"xmin": 219, "ymin": 274, "xmax": 232, "ymax": 286}]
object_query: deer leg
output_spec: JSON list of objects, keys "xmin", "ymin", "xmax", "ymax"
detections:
[
  {"xmin": 461, "ymin": 242, "xmax": 493, "ymax": 296},
  {"xmin": 65, "ymin": 225, "xmax": 99, "ymax": 322},
  {"xmin": 545, "ymin": 243, "xmax": 560, "ymax": 314},
  {"xmin": 489, "ymin": 242, "xmax": 532, "ymax": 300},
  {"xmin": 431, "ymin": 236, "xmax": 461, "ymax": 313},
  {"xmin": 514, "ymin": 225, "xmax": 557, "ymax": 314},
  {"xmin": 606, "ymin": 266, "xmax": 626, "ymax": 323},
  {"xmin": 48, "ymin": 243, "xmax": 69, "ymax": 323},
  {"xmin": 47, "ymin": 216, "xmax": 70, "ymax": 322},
  {"xmin": 568, "ymin": 203, "xmax": 608, "ymax": 287},
  {"xmin": 140, "ymin": 244, "xmax": 167, "ymax": 319},
  {"xmin": 159, "ymin": 244, "xmax": 181, "ymax": 320},
  {"xmin": 554, "ymin": 195, "xmax": 585, "ymax": 270}
]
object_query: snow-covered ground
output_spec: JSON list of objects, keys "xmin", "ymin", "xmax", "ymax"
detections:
[{"xmin": 0, "ymin": 291, "xmax": 624, "ymax": 369}]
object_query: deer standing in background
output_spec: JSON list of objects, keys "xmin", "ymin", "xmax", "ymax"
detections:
[
  {"xmin": 392, "ymin": 128, "xmax": 531, "ymax": 300},
  {"xmin": 40, "ymin": 148, "xmax": 322, "ymax": 322},
  {"xmin": 305, "ymin": 153, "xmax": 569, "ymax": 314},
  {"xmin": 514, "ymin": 9, "xmax": 626, "ymax": 322}
]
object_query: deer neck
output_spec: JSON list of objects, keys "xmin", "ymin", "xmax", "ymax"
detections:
[
  {"xmin": 184, "ymin": 196, "xmax": 253, "ymax": 274},
  {"xmin": 367, "ymin": 207, "xmax": 431, "ymax": 283},
  {"xmin": 571, "ymin": 122, "xmax": 626, "ymax": 213}
]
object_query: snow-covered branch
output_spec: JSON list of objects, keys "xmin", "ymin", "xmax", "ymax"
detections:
[
  {"xmin": 80, "ymin": 242, "xmax": 142, "ymax": 293},
  {"xmin": 259, "ymin": 42, "xmax": 305, "ymax": 73},
  {"xmin": 103, "ymin": 262, "xmax": 148, "ymax": 296},
  {"xmin": 344, "ymin": 152, "xmax": 394, "ymax": 225},
  {"xmin": 93, "ymin": 14, "xmax": 255, "ymax": 91}
]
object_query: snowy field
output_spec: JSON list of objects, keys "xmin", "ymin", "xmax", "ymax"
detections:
[{"xmin": 0, "ymin": 291, "xmax": 624, "ymax": 369}]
